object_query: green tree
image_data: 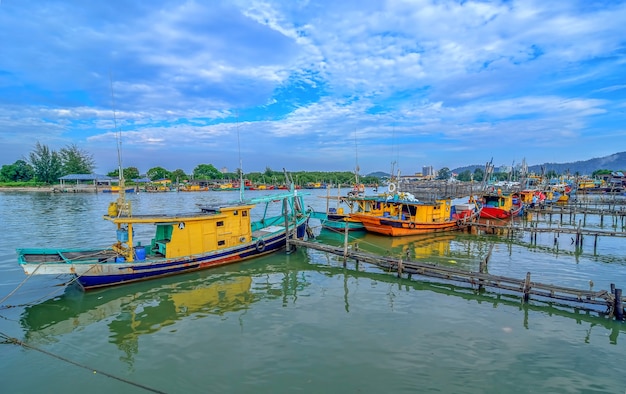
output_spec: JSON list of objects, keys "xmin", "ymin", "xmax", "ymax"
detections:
[
  {"xmin": 457, "ymin": 170, "xmax": 472, "ymax": 182},
  {"xmin": 59, "ymin": 144, "xmax": 95, "ymax": 175},
  {"xmin": 108, "ymin": 167, "xmax": 140, "ymax": 180},
  {"xmin": 592, "ymin": 169, "xmax": 612, "ymax": 178},
  {"xmin": 473, "ymin": 167, "xmax": 484, "ymax": 182},
  {"xmin": 28, "ymin": 142, "xmax": 62, "ymax": 184},
  {"xmin": 193, "ymin": 164, "xmax": 222, "ymax": 180},
  {"xmin": 0, "ymin": 160, "xmax": 34, "ymax": 182},
  {"xmin": 436, "ymin": 167, "xmax": 451, "ymax": 180},
  {"xmin": 545, "ymin": 170, "xmax": 558, "ymax": 179},
  {"xmin": 170, "ymin": 169, "xmax": 188, "ymax": 182},
  {"xmin": 147, "ymin": 166, "xmax": 171, "ymax": 181}
]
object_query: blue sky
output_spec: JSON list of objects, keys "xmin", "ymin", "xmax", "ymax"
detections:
[{"xmin": 1, "ymin": 0, "xmax": 625, "ymax": 175}]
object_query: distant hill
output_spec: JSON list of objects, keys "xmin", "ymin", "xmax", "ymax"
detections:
[
  {"xmin": 452, "ymin": 152, "xmax": 626, "ymax": 176},
  {"xmin": 366, "ymin": 171, "xmax": 389, "ymax": 178}
]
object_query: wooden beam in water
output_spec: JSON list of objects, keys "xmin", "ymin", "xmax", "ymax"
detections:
[{"xmin": 290, "ymin": 239, "xmax": 625, "ymax": 318}]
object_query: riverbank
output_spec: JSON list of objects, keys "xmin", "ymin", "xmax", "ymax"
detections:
[
  {"xmin": 0, "ymin": 186, "xmax": 101, "ymax": 193},
  {"xmin": 0, "ymin": 186, "xmax": 54, "ymax": 192}
]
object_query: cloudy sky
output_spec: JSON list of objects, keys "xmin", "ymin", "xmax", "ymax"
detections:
[{"xmin": 1, "ymin": 1, "xmax": 625, "ymax": 175}]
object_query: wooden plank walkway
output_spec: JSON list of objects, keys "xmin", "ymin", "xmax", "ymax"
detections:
[
  {"xmin": 472, "ymin": 221, "xmax": 626, "ymax": 238},
  {"xmin": 289, "ymin": 238, "xmax": 625, "ymax": 319}
]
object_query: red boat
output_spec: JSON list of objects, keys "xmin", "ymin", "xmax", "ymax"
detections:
[{"xmin": 478, "ymin": 192, "xmax": 523, "ymax": 220}]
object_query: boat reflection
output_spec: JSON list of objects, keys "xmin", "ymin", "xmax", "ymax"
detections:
[
  {"xmin": 316, "ymin": 230, "xmax": 459, "ymax": 258},
  {"xmin": 20, "ymin": 270, "xmax": 261, "ymax": 365},
  {"xmin": 20, "ymin": 249, "xmax": 625, "ymax": 365}
]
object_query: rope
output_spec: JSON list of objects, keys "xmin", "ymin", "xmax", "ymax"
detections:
[
  {"xmin": 1, "ymin": 261, "xmax": 100, "ymax": 310},
  {"xmin": 0, "ymin": 263, "xmax": 43, "ymax": 306},
  {"xmin": 0, "ymin": 331, "xmax": 166, "ymax": 393}
]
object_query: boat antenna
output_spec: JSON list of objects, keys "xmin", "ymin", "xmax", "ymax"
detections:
[
  {"xmin": 109, "ymin": 72, "xmax": 129, "ymax": 215},
  {"xmin": 236, "ymin": 112, "xmax": 244, "ymax": 202},
  {"xmin": 354, "ymin": 129, "xmax": 360, "ymax": 185}
]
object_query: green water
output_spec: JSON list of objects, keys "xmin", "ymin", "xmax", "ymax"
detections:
[{"xmin": 0, "ymin": 190, "xmax": 624, "ymax": 393}]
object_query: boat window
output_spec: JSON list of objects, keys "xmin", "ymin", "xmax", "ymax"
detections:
[
  {"xmin": 217, "ymin": 221, "xmax": 224, "ymax": 227},
  {"xmin": 218, "ymin": 240, "xmax": 225, "ymax": 246},
  {"xmin": 242, "ymin": 211, "xmax": 248, "ymax": 217},
  {"xmin": 233, "ymin": 210, "xmax": 238, "ymax": 215}
]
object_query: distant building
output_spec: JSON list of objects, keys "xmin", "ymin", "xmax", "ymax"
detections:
[
  {"xmin": 220, "ymin": 167, "xmax": 228, "ymax": 174},
  {"xmin": 422, "ymin": 166, "xmax": 434, "ymax": 177}
]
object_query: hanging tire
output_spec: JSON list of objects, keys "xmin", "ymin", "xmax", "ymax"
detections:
[
  {"xmin": 409, "ymin": 222, "xmax": 416, "ymax": 229},
  {"xmin": 255, "ymin": 239, "xmax": 266, "ymax": 252}
]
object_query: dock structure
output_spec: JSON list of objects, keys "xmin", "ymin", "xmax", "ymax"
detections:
[
  {"xmin": 473, "ymin": 203, "xmax": 626, "ymax": 250},
  {"xmin": 289, "ymin": 238, "xmax": 626, "ymax": 320},
  {"xmin": 526, "ymin": 204, "xmax": 626, "ymax": 228},
  {"xmin": 400, "ymin": 181, "xmax": 479, "ymax": 201}
]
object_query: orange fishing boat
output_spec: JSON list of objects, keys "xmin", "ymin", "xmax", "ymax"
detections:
[{"xmin": 348, "ymin": 193, "xmax": 480, "ymax": 237}]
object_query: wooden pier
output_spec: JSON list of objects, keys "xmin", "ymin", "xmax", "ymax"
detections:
[{"xmin": 289, "ymin": 238, "xmax": 626, "ymax": 320}]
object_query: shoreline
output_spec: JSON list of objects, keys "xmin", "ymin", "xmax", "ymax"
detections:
[{"xmin": 0, "ymin": 187, "xmax": 55, "ymax": 192}]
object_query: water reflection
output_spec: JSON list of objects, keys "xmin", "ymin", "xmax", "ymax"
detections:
[
  {"xmin": 19, "ymin": 245, "xmax": 626, "ymax": 370},
  {"xmin": 312, "ymin": 258, "xmax": 626, "ymax": 344},
  {"xmin": 20, "ymin": 270, "xmax": 258, "ymax": 365},
  {"xmin": 315, "ymin": 230, "xmax": 484, "ymax": 269}
]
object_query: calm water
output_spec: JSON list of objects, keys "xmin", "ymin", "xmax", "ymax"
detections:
[{"xmin": 0, "ymin": 189, "xmax": 625, "ymax": 394}]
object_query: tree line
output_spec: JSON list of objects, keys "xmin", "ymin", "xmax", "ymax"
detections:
[
  {"xmin": 0, "ymin": 142, "xmax": 381, "ymax": 186},
  {"xmin": 3, "ymin": 142, "xmax": 616, "ymax": 187}
]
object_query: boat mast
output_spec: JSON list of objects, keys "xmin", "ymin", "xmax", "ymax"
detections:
[
  {"xmin": 109, "ymin": 73, "xmax": 130, "ymax": 216},
  {"xmin": 354, "ymin": 130, "xmax": 359, "ymax": 186},
  {"xmin": 236, "ymin": 112, "xmax": 244, "ymax": 202}
]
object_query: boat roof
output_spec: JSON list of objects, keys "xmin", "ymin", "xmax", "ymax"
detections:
[
  {"xmin": 106, "ymin": 190, "xmax": 304, "ymax": 224},
  {"xmin": 343, "ymin": 194, "xmax": 444, "ymax": 205},
  {"xmin": 59, "ymin": 173, "xmax": 113, "ymax": 181}
]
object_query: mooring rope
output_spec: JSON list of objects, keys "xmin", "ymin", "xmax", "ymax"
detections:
[
  {"xmin": 0, "ymin": 262, "xmax": 43, "ymax": 306},
  {"xmin": 1, "ymin": 262, "xmax": 98, "ymax": 310},
  {"xmin": 0, "ymin": 331, "xmax": 166, "ymax": 394}
]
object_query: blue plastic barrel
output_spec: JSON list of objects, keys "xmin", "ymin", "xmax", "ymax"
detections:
[
  {"xmin": 115, "ymin": 256, "xmax": 125, "ymax": 263},
  {"xmin": 135, "ymin": 246, "xmax": 146, "ymax": 261}
]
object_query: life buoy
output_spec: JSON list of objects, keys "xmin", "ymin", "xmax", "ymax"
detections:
[
  {"xmin": 255, "ymin": 239, "xmax": 266, "ymax": 252},
  {"xmin": 388, "ymin": 183, "xmax": 397, "ymax": 193}
]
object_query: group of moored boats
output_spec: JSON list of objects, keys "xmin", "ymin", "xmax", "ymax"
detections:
[
  {"xmin": 15, "ymin": 172, "xmax": 575, "ymax": 292},
  {"xmin": 312, "ymin": 189, "xmax": 481, "ymax": 236},
  {"xmin": 314, "ymin": 179, "xmax": 576, "ymax": 235}
]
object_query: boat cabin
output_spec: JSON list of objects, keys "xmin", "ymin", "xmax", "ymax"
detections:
[{"xmin": 106, "ymin": 204, "xmax": 255, "ymax": 262}]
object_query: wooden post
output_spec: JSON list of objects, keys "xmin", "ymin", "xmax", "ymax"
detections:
[
  {"xmin": 615, "ymin": 288, "xmax": 623, "ymax": 321},
  {"xmin": 523, "ymin": 272, "xmax": 531, "ymax": 303},
  {"xmin": 343, "ymin": 224, "xmax": 349, "ymax": 266},
  {"xmin": 283, "ymin": 198, "xmax": 290, "ymax": 252},
  {"xmin": 398, "ymin": 258, "xmax": 403, "ymax": 278},
  {"xmin": 479, "ymin": 244, "xmax": 493, "ymax": 291}
]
